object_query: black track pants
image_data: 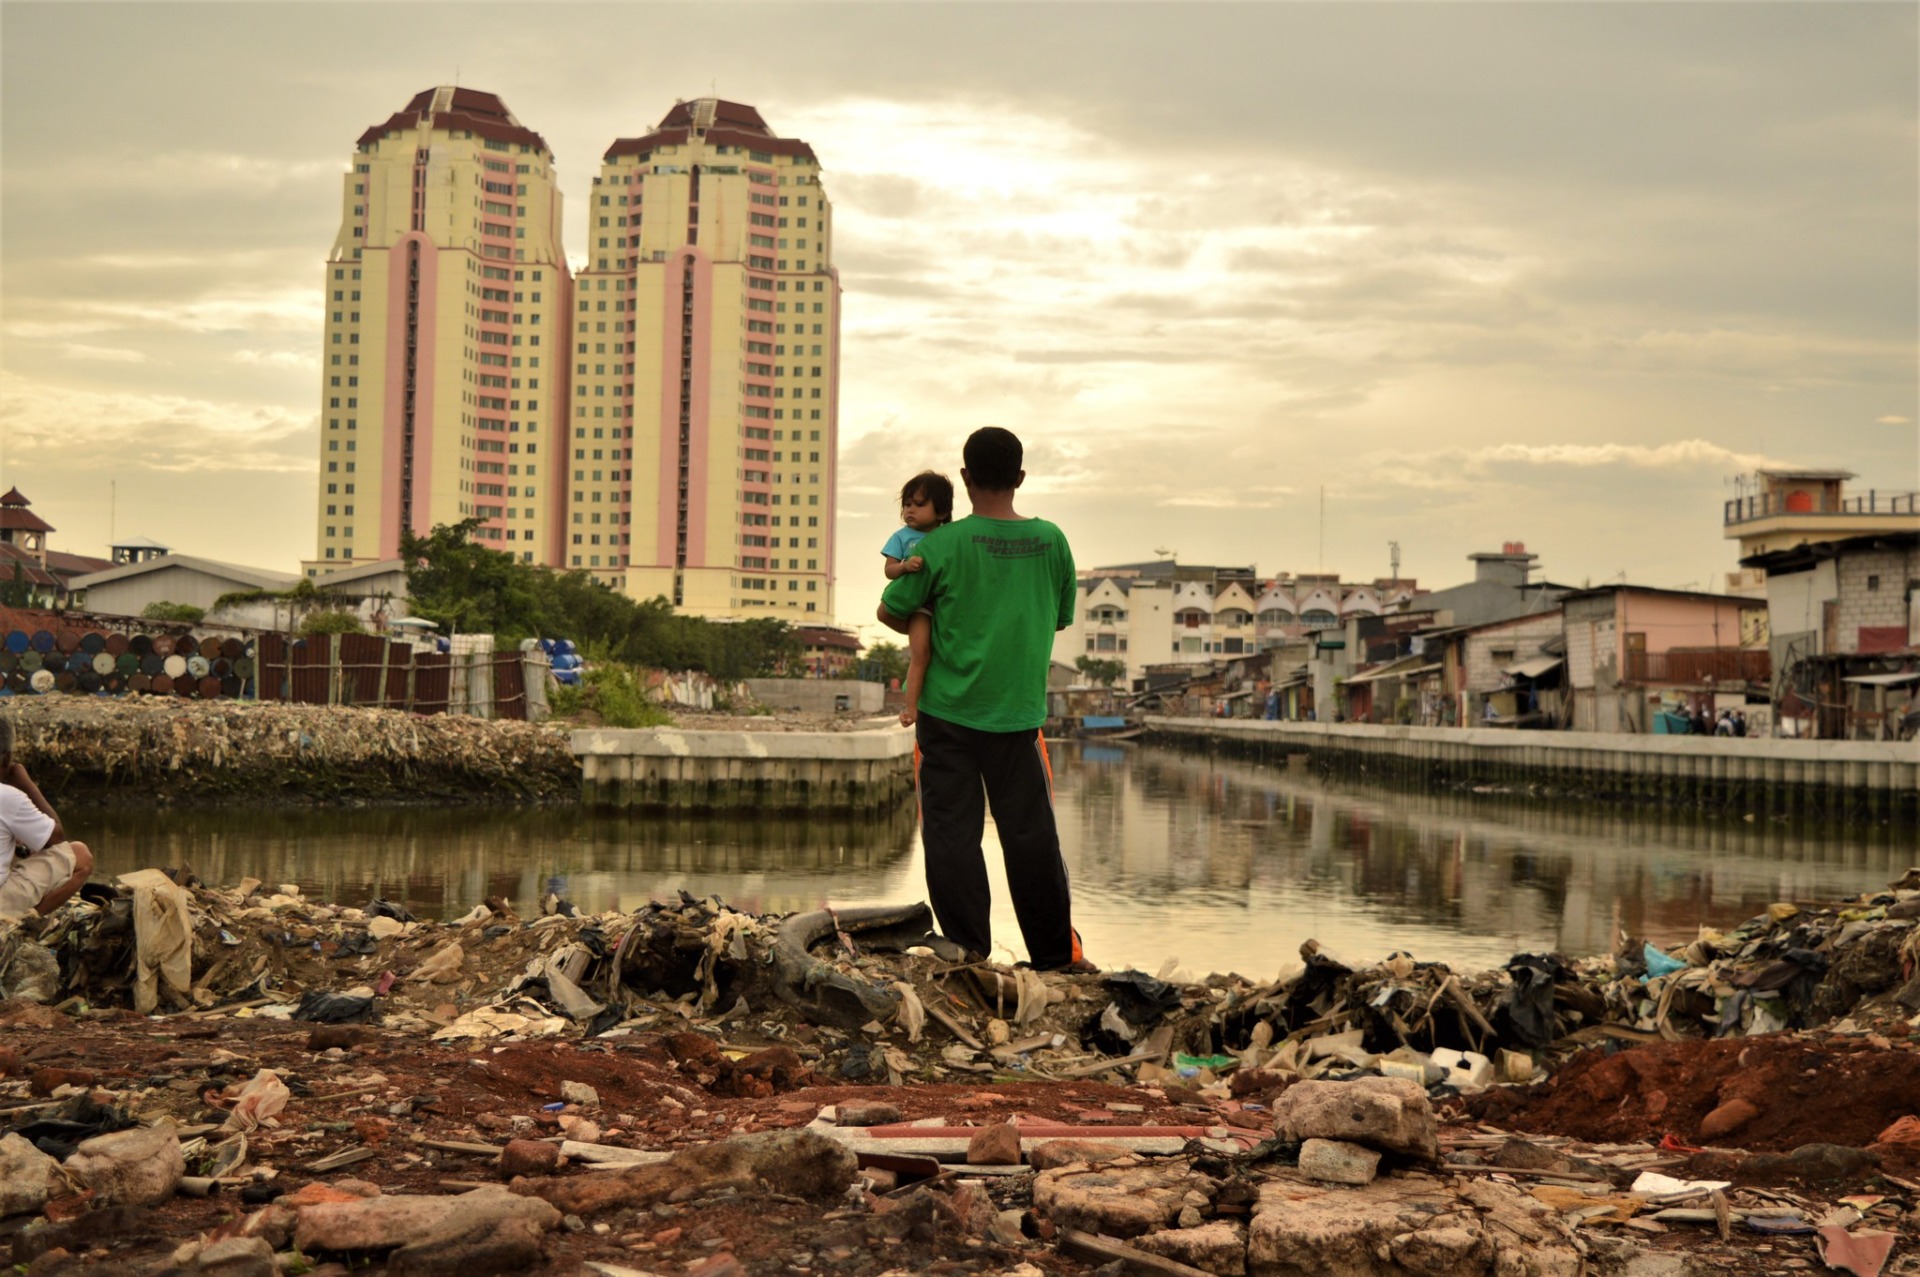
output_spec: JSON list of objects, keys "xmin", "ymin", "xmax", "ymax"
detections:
[{"xmin": 913, "ymin": 710, "xmax": 1073, "ymax": 968}]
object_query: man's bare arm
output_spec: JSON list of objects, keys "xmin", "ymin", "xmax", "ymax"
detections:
[{"xmin": 5, "ymin": 762, "xmax": 67, "ymax": 848}]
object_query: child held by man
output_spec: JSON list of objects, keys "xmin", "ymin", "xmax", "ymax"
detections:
[{"xmin": 881, "ymin": 470, "xmax": 954, "ymax": 726}]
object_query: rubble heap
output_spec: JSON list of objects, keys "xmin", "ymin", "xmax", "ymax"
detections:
[{"xmin": 0, "ymin": 869, "xmax": 1913, "ymax": 1275}]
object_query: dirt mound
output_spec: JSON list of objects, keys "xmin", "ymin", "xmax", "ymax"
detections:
[{"xmin": 1469, "ymin": 1031, "xmax": 1920, "ymax": 1153}]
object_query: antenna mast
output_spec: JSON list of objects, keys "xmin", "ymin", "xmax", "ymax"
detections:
[{"xmin": 1318, "ymin": 486, "xmax": 1325, "ymax": 574}]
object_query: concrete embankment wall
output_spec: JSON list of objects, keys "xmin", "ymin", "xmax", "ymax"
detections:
[
  {"xmin": 1146, "ymin": 718, "xmax": 1918, "ymax": 827},
  {"xmin": 573, "ymin": 726, "xmax": 914, "ymax": 814},
  {"xmin": 743, "ymin": 679, "xmax": 886, "ymax": 714}
]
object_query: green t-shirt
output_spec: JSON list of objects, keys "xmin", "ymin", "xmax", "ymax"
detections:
[{"xmin": 880, "ymin": 514, "xmax": 1076, "ymax": 733}]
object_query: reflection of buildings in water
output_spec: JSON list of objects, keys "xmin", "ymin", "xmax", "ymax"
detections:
[
  {"xmin": 1047, "ymin": 744, "xmax": 1904, "ymax": 959},
  {"xmin": 87, "ymin": 800, "xmax": 919, "ymax": 921},
  {"xmin": 81, "ymin": 749, "xmax": 1903, "ymax": 964}
]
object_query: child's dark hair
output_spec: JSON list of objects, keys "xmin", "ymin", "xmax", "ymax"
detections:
[{"xmin": 900, "ymin": 470, "xmax": 955, "ymax": 523}]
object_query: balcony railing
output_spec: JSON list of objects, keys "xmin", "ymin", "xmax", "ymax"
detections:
[
  {"xmin": 1624, "ymin": 648, "xmax": 1771, "ymax": 684},
  {"xmin": 1724, "ymin": 490, "xmax": 1920, "ymax": 526}
]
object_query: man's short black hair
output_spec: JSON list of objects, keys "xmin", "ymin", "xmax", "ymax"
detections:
[
  {"xmin": 900, "ymin": 471, "xmax": 955, "ymax": 523},
  {"xmin": 963, "ymin": 427, "xmax": 1023, "ymax": 491}
]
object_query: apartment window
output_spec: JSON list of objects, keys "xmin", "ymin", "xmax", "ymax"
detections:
[{"xmin": 1867, "ymin": 574, "xmax": 1881, "ymax": 591}]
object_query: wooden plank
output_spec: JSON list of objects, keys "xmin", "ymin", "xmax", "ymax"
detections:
[
  {"xmin": 1448, "ymin": 1163, "xmax": 1607, "ymax": 1183},
  {"xmin": 419, "ymin": 1138, "xmax": 504, "ymax": 1157},
  {"xmin": 1059, "ymin": 1229, "xmax": 1219, "ymax": 1277},
  {"xmin": 304, "ymin": 1146, "xmax": 377, "ymax": 1173},
  {"xmin": 561, "ymin": 1141, "xmax": 671, "ymax": 1166},
  {"xmin": 924, "ymin": 1003, "xmax": 983, "ymax": 1050},
  {"xmin": 1055, "ymin": 1049, "xmax": 1162, "ymax": 1079}
]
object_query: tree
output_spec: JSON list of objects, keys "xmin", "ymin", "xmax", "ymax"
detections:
[
  {"xmin": 401, "ymin": 520, "xmax": 801, "ymax": 678},
  {"xmin": 1076, "ymin": 656, "xmax": 1127, "ymax": 688},
  {"xmin": 859, "ymin": 641, "xmax": 909, "ymax": 687}
]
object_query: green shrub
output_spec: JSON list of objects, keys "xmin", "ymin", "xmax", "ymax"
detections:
[
  {"xmin": 141, "ymin": 601, "xmax": 205, "ymax": 624},
  {"xmin": 299, "ymin": 609, "xmax": 364, "ymax": 636},
  {"xmin": 553, "ymin": 665, "xmax": 673, "ymax": 728}
]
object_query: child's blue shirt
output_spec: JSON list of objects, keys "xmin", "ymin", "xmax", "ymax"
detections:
[{"xmin": 882, "ymin": 526, "xmax": 927, "ymax": 560}]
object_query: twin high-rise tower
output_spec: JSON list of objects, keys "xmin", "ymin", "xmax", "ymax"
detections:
[{"xmin": 309, "ymin": 88, "xmax": 839, "ymax": 622}]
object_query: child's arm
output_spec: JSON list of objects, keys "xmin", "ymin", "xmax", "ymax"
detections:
[
  {"xmin": 901, "ymin": 611, "xmax": 932, "ymax": 727},
  {"xmin": 883, "ymin": 554, "xmax": 924, "ymax": 580}
]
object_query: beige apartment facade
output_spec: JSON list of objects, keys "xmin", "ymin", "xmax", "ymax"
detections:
[
  {"xmin": 307, "ymin": 87, "xmax": 572, "ymax": 576},
  {"xmin": 571, "ymin": 98, "xmax": 840, "ymax": 619}
]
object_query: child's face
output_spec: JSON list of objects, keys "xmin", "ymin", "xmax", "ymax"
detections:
[{"xmin": 902, "ymin": 491, "xmax": 940, "ymax": 531}]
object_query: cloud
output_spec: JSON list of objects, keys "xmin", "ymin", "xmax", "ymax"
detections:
[
  {"xmin": 56, "ymin": 344, "xmax": 149, "ymax": 364},
  {"xmin": 7, "ymin": 151, "xmax": 336, "ymax": 195},
  {"xmin": 1876, "ymin": 414, "xmax": 1911, "ymax": 425},
  {"xmin": 234, "ymin": 349, "xmax": 319, "ymax": 370},
  {"xmin": 1468, "ymin": 440, "xmax": 1792, "ymax": 471},
  {"xmin": 0, "ymin": 372, "xmax": 314, "ymax": 475}
]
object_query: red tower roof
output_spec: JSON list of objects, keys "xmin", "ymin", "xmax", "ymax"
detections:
[
  {"xmin": 0, "ymin": 488, "xmax": 52, "ymax": 534},
  {"xmin": 605, "ymin": 99, "xmax": 816, "ymax": 164},
  {"xmin": 358, "ymin": 86, "xmax": 550, "ymax": 154}
]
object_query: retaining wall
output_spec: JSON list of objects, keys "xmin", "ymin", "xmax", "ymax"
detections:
[
  {"xmin": 573, "ymin": 726, "xmax": 914, "ymax": 814},
  {"xmin": 743, "ymin": 679, "xmax": 886, "ymax": 714},
  {"xmin": 1146, "ymin": 718, "xmax": 1918, "ymax": 827}
]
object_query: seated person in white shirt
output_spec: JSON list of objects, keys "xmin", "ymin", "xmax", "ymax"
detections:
[{"xmin": 0, "ymin": 718, "xmax": 93, "ymax": 920}]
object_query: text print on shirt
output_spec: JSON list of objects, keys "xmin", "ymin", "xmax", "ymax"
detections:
[{"xmin": 974, "ymin": 534, "xmax": 1047, "ymax": 559}]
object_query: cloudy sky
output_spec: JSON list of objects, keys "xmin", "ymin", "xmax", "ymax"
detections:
[{"xmin": 3, "ymin": 2, "xmax": 1914, "ymax": 634}]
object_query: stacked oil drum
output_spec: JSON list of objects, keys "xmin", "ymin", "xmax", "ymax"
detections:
[{"xmin": 0, "ymin": 629, "xmax": 256, "ymax": 699}]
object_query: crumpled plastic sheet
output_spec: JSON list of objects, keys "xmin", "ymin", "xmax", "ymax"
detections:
[
  {"xmin": 220, "ymin": 1069, "xmax": 291, "ymax": 1133},
  {"xmin": 430, "ymin": 998, "xmax": 568, "ymax": 1042}
]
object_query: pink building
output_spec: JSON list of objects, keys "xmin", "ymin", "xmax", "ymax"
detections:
[{"xmin": 1562, "ymin": 586, "xmax": 1768, "ymax": 733}]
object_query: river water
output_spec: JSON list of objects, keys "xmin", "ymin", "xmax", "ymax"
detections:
[{"xmin": 83, "ymin": 742, "xmax": 1910, "ymax": 978}]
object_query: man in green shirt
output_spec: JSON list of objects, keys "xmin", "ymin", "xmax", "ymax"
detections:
[{"xmin": 878, "ymin": 427, "xmax": 1090, "ymax": 971}]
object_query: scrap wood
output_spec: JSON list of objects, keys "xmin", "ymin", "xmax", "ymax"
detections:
[
  {"xmin": 1452, "ymin": 1164, "xmax": 1608, "ymax": 1183},
  {"xmin": 1441, "ymin": 976, "xmax": 1497, "ymax": 1046},
  {"xmin": 303, "ymin": 1146, "xmax": 377, "ymax": 1173},
  {"xmin": 1055, "ymin": 1049, "xmax": 1162, "ymax": 1079},
  {"xmin": 924, "ymin": 1002, "xmax": 983, "ymax": 1050},
  {"xmin": 419, "ymin": 1137, "xmax": 504, "ymax": 1156},
  {"xmin": 1529, "ymin": 1184, "xmax": 1643, "ymax": 1222},
  {"xmin": 1059, "ymin": 1229, "xmax": 1219, "ymax": 1277}
]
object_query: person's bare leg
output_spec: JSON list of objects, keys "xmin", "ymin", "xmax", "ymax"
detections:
[
  {"xmin": 901, "ymin": 612, "xmax": 932, "ymax": 727},
  {"xmin": 34, "ymin": 841, "xmax": 91, "ymax": 914}
]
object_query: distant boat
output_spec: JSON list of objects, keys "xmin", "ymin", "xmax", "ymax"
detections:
[{"xmin": 1075, "ymin": 714, "xmax": 1145, "ymax": 740}]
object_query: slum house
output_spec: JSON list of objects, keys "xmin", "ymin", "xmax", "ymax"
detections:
[
  {"xmin": 1561, "ymin": 586, "xmax": 1767, "ymax": 734},
  {"xmin": 1446, "ymin": 608, "xmax": 1567, "ymax": 727},
  {"xmin": 1129, "ymin": 660, "xmax": 1229, "ymax": 718},
  {"xmin": 1336, "ymin": 610, "xmax": 1443, "ymax": 724},
  {"xmin": 1744, "ymin": 529, "xmax": 1920, "ymax": 739},
  {"xmin": 1307, "ymin": 627, "xmax": 1350, "ymax": 720},
  {"xmin": 1264, "ymin": 635, "xmax": 1315, "ymax": 720}
]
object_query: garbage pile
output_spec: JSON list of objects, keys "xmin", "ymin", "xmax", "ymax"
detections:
[
  {"xmin": 0, "ymin": 872, "xmax": 1915, "ymax": 1275},
  {"xmin": 0, "ymin": 867, "xmax": 1915, "ymax": 1092},
  {"xmin": 3, "ymin": 696, "xmax": 577, "ymax": 804}
]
